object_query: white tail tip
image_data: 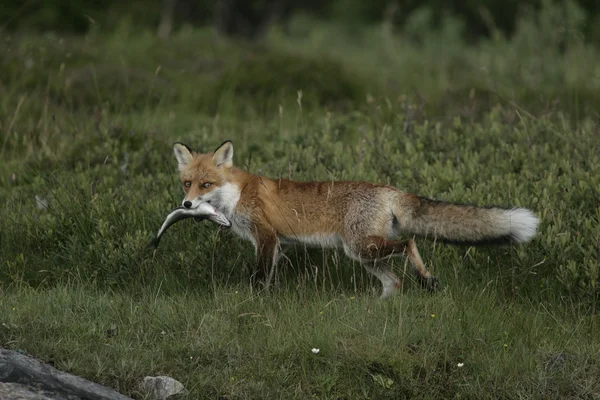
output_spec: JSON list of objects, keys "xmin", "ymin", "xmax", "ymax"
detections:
[{"xmin": 508, "ymin": 208, "xmax": 540, "ymax": 243}]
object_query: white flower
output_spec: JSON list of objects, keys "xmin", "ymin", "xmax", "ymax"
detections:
[
  {"xmin": 36, "ymin": 195, "xmax": 48, "ymax": 210},
  {"xmin": 457, "ymin": 363, "xmax": 464, "ymax": 368},
  {"xmin": 311, "ymin": 348, "xmax": 320, "ymax": 354}
]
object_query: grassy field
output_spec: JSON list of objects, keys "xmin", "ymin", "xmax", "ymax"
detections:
[{"xmin": 1, "ymin": 5, "xmax": 600, "ymax": 399}]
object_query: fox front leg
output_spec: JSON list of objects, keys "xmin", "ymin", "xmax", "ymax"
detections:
[{"xmin": 250, "ymin": 230, "xmax": 279, "ymax": 291}]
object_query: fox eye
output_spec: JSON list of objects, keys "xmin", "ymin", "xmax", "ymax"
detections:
[
  {"xmin": 201, "ymin": 182, "xmax": 212, "ymax": 189},
  {"xmin": 184, "ymin": 181, "xmax": 191, "ymax": 189}
]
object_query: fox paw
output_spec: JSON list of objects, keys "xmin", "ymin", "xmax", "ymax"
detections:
[
  {"xmin": 419, "ymin": 276, "xmax": 440, "ymax": 292},
  {"xmin": 250, "ymin": 272, "xmax": 272, "ymax": 293}
]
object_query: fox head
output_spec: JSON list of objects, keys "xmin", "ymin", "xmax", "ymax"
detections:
[{"xmin": 172, "ymin": 140, "xmax": 240, "ymax": 214}]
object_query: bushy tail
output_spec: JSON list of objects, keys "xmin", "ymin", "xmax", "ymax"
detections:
[{"xmin": 395, "ymin": 196, "xmax": 539, "ymax": 245}]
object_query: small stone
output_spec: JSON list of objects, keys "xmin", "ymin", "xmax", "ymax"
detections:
[
  {"xmin": 140, "ymin": 376, "xmax": 185, "ymax": 400},
  {"xmin": 106, "ymin": 324, "xmax": 118, "ymax": 337}
]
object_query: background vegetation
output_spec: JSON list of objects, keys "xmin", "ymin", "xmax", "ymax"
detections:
[
  {"xmin": 3, "ymin": 0, "xmax": 600, "ymax": 43},
  {"xmin": 1, "ymin": 0, "xmax": 599, "ymax": 398}
]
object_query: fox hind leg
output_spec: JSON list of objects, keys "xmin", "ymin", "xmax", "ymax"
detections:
[
  {"xmin": 361, "ymin": 260, "xmax": 402, "ymax": 299},
  {"xmin": 406, "ymin": 239, "xmax": 439, "ymax": 291},
  {"xmin": 344, "ymin": 236, "xmax": 438, "ymax": 296}
]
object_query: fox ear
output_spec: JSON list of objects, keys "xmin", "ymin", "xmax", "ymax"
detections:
[
  {"xmin": 173, "ymin": 142, "xmax": 193, "ymax": 171},
  {"xmin": 212, "ymin": 140, "xmax": 233, "ymax": 168}
]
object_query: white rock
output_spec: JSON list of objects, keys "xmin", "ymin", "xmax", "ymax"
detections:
[{"xmin": 140, "ymin": 376, "xmax": 185, "ymax": 400}]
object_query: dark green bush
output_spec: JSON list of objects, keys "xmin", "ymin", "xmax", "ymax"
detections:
[{"xmin": 212, "ymin": 50, "xmax": 368, "ymax": 113}]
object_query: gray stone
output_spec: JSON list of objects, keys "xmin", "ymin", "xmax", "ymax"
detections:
[
  {"xmin": 0, "ymin": 382, "xmax": 81, "ymax": 399},
  {"xmin": 0, "ymin": 348, "xmax": 132, "ymax": 400},
  {"xmin": 139, "ymin": 376, "xmax": 185, "ymax": 400}
]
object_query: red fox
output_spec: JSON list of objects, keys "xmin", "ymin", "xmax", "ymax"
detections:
[{"xmin": 173, "ymin": 140, "xmax": 539, "ymax": 298}]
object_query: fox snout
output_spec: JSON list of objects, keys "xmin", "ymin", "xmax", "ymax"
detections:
[{"xmin": 181, "ymin": 197, "xmax": 208, "ymax": 210}]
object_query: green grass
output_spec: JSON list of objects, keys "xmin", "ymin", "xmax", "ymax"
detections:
[
  {"xmin": 1, "ymin": 5, "xmax": 600, "ymax": 398},
  {"xmin": 2, "ymin": 283, "xmax": 599, "ymax": 399}
]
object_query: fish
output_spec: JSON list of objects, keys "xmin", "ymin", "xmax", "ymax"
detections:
[{"xmin": 148, "ymin": 203, "xmax": 230, "ymax": 251}]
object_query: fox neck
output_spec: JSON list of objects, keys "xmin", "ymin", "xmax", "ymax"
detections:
[
  {"xmin": 201, "ymin": 168, "xmax": 247, "ymax": 217},
  {"xmin": 208, "ymin": 182, "xmax": 241, "ymax": 218},
  {"xmin": 207, "ymin": 171, "xmax": 256, "ymax": 249}
]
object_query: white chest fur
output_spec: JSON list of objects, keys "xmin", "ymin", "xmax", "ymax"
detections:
[
  {"xmin": 211, "ymin": 184, "xmax": 257, "ymax": 252},
  {"xmin": 229, "ymin": 213, "xmax": 256, "ymax": 251}
]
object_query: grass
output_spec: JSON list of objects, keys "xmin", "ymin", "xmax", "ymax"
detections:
[
  {"xmin": 1, "ymin": 3, "xmax": 600, "ymax": 398},
  {"xmin": 2, "ymin": 283, "xmax": 599, "ymax": 399}
]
